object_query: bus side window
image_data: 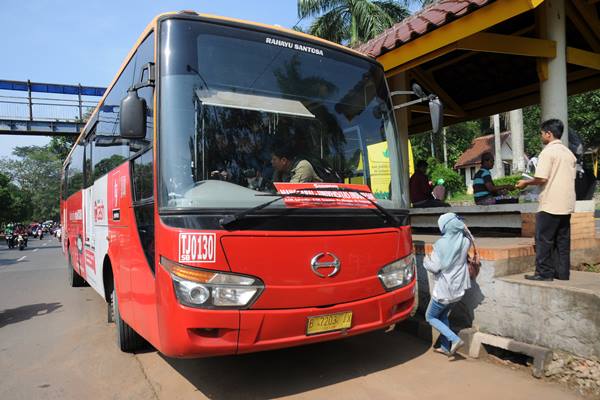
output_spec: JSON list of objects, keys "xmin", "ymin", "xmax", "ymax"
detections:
[
  {"xmin": 62, "ymin": 164, "xmax": 69, "ymax": 200},
  {"xmin": 129, "ymin": 32, "xmax": 155, "ymax": 155},
  {"xmin": 67, "ymin": 142, "xmax": 84, "ymax": 197},
  {"xmin": 94, "ymin": 51, "xmax": 135, "ymax": 179},
  {"xmin": 132, "ymin": 149, "xmax": 153, "ymax": 202},
  {"xmin": 83, "ymin": 140, "xmax": 93, "ymax": 189}
]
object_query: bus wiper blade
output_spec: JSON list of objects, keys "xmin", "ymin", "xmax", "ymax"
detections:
[
  {"xmin": 305, "ymin": 187, "xmax": 400, "ymax": 226},
  {"xmin": 219, "ymin": 191, "xmax": 339, "ymax": 228}
]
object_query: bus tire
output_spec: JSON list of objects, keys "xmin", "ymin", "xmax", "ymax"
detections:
[
  {"xmin": 112, "ymin": 286, "xmax": 145, "ymax": 352},
  {"xmin": 68, "ymin": 251, "xmax": 86, "ymax": 287}
]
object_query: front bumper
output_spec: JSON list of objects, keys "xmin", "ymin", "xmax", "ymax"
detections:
[{"xmin": 155, "ymin": 266, "xmax": 416, "ymax": 358}]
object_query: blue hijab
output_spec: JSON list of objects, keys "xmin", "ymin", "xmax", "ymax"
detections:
[{"xmin": 433, "ymin": 213, "xmax": 470, "ymax": 271}]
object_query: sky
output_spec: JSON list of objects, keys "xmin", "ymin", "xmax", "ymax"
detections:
[{"xmin": 0, "ymin": 0, "xmax": 306, "ymax": 158}]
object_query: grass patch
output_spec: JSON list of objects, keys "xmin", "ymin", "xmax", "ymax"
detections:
[{"xmin": 448, "ymin": 192, "xmax": 473, "ymax": 205}]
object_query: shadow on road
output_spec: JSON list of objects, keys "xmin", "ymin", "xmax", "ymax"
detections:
[
  {"xmin": 161, "ymin": 329, "xmax": 428, "ymax": 399},
  {"xmin": 0, "ymin": 302, "xmax": 63, "ymax": 328},
  {"xmin": 0, "ymin": 257, "xmax": 30, "ymax": 267}
]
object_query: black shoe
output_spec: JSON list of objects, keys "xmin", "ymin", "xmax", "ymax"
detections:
[{"xmin": 525, "ymin": 274, "xmax": 553, "ymax": 281}]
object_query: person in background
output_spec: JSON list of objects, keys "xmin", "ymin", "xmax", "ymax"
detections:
[
  {"xmin": 473, "ymin": 152, "xmax": 515, "ymax": 205},
  {"xmin": 410, "ymin": 160, "xmax": 449, "ymax": 208},
  {"xmin": 423, "ymin": 213, "xmax": 472, "ymax": 356},
  {"xmin": 516, "ymin": 119, "xmax": 576, "ymax": 281}
]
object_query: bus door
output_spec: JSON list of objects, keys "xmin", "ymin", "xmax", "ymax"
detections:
[{"xmin": 82, "ymin": 140, "xmax": 100, "ymax": 291}]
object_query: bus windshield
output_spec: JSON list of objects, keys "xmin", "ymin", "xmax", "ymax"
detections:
[{"xmin": 159, "ymin": 19, "xmax": 405, "ymax": 211}]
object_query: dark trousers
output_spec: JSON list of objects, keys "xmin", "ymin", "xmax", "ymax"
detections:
[{"xmin": 535, "ymin": 211, "xmax": 571, "ymax": 279}]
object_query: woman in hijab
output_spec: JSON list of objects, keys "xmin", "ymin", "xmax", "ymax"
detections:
[{"xmin": 424, "ymin": 212, "xmax": 473, "ymax": 356}]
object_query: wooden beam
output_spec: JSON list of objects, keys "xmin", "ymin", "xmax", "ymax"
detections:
[
  {"xmin": 456, "ymin": 32, "xmax": 556, "ymax": 58},
  {"xmin": 565, "ymin": 1, "xmax": 600, "ymax": 52},
  {"xmin": 378, "ymin": 0, "xmax": 546, "ymax": 72},
  {"xmin": 386, "ymin": 43, "xmax": 457, "ymax": 78},
  {"xmin": 572, "ymin": 0, "xmax": 600, "ymax": 41},
  {"xmin": 425, "ymin": 26, "xmax": 536, "ymax": 73},
  {"xmin": 567, "ymin": 47, "xmax": 600, "ymax": 70},
  {"xmin": 462, "ymin": 69, "xmax": 598, "ymax": 111},
  {"xmin": 411, "ymin": 67, "xmax": 466, "ymax": 117}
]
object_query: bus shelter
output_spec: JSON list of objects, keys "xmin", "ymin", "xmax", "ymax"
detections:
[{"xmin": 359, "ymin": 0, "xmax": 600, "ymax": 198}]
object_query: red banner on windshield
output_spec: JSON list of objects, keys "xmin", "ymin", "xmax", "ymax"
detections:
[{"xmin": 273, "ymin": 183, "xmax": 377, "ymax": 208}]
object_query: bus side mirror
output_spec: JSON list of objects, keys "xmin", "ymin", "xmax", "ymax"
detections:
[
  {"xmin": 429, "ymin": 98, "xmax": 443, "ymax": 135},
  {"xmin": 120, "ymin": 89, "xmax": 147, "ymax": 139}
]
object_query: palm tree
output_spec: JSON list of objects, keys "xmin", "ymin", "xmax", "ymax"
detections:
[{"xmin": 297, "ymin": 0, "xmax": 411, "ymax": 46}]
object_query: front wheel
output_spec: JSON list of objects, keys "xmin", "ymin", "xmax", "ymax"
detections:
[
  {"xmin": 67, "ymin": 251, "xmax": 86, "ymax": 287},
  {"xmin": 112, "ymin": 286, "xmax": 145, "ymax": 352}
]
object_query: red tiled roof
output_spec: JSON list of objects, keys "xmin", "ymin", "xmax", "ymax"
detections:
[
  {"xmin": 358, "ymin": 0, "xmax": 494, "ymax": 58},
  {"xmin": 454, "ymin": 131, "xmax": 510, "ymax": 169}
]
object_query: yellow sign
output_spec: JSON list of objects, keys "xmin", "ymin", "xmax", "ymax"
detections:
[{"xmin": 306, "ymin": 311, "xmax": 353, "ymax": 335}]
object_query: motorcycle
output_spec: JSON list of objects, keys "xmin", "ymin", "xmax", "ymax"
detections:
[
  {"xmin": 5, "ymin": 233, "xmax": 15, "ymax": 249},
  {"xmin": 17, "ymin": 234, "xmax": 26, "ymax": 251}
]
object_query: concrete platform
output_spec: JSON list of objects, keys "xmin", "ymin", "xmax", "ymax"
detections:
[
  {"xmin": 410, "ymin": 200, "xmax": 596, "ymax": 239},
  {"xmin": 501, "ymin": 270, "xmax": 600, "ymax": 296}
]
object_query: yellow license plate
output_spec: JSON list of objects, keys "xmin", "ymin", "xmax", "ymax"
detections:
[{"xmin": 306, "ymin": 311, "xmax": 353, "ymax": 335}]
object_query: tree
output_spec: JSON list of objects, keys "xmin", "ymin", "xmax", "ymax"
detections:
[
  {"xmin": 0, "ymin": 171, "xmax": 33, "ymax": 224},
  {"xmin": 523, "ymin": 89, "xmax": 600, "ymax": 158},
  {"xmin": 0, "ymin": 144, "xmax": 62, "ymax": 222},
  {"xmin": 298, "ymin": 0, "xmax": 410, "ymax": 46}
]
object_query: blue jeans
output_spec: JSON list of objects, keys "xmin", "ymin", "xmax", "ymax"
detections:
[{"xmin": 425, "ymin": 299, "xmax": 460, "ymax": 352}]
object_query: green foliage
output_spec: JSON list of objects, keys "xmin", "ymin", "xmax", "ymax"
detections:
[
  {"xmin": 410, "ymin": 120, "xmax": 482, "ymax": 169},
  {"xmin": 0, "ymin": 142, "xmax": 64, "ymax": 222},
  {"xmin": 523, "ymin": 89, "xmax": 600, "ymax": 157},
  {"xmin": 427, "ymin": 158, "xmax": 465, "ymax": 196},
  {"xmin": 298, "ymin": 0, "xmax": 410, "ymax": 45},
  {"xmin": 0, "ymin": 171, "xmax": 33, "ymax": 224},
  {"xmin": 494, "ymin": 174, "xmax": 522, "ymax": 196},
  {"xmin": 494, "ymin": 174, "xmax": 521, "ymax": 187}
]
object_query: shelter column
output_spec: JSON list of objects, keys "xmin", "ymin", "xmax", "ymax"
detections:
[
  {"xmin": 493, "ymin": 114, "xmax": 504, "ymax": 178},
  {"xmin": 509, "ymin": 109, "xmax": 526, "ymax": 172},
  {"xmin": 539, "ymin": 0, "xmax": 569, "ymax": 145}
]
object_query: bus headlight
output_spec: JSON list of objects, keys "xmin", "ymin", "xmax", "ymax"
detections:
[
  {"xmin": 160, "ymin": 256, "xmax": 263, "ymax": 309},
  {"xmin": 378, "ymin": 254, "xmax": 416, "ymax": 290}
]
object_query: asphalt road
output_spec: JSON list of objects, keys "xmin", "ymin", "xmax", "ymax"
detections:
[{"xmin": 0, "ymin": 237, "xmax": 582, "ymax": 400}]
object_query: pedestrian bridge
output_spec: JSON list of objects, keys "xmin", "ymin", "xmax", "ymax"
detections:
[{"xmin": 0, "ymin": 79, "xmax": 106, "ymax": 136}]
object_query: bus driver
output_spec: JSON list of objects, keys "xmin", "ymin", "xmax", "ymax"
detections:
[{"xmin": 271, "ymin": 144, "xmax": 323, "ymax": 183}]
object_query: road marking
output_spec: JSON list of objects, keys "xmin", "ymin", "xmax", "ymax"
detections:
[
  {"xmin": 17, "ymin": 256, "xmax": 26, "ymax": 262},
  {"xmin": 43, "ymin": 243, "xmax": 48, "ymax": 246},
  {"xmin": 33, "ymin": 249, "xmax": 38, "ymax": 252}
]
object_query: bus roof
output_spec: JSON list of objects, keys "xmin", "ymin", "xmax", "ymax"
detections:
[{"xmin": 64, "ymin": 11, "xmax": 374, "ymax": 165}]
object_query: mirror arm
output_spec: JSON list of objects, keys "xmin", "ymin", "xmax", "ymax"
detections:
[
  {"xmin": 129, "ymin": 62, "xmax": 156, "ymax": 92},
  {"xmin": 393, "ymin": 97, "xmax": 428, "ymax": 110}
]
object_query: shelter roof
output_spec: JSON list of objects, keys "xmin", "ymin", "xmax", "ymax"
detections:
[
  {"xmin": 454, "ymin": 131, "xmax": 511, "ymax": 169},
  {"xmin": 358, "ymin": 0, "xmax": 493, "ymax": 58},
  {"xmin": 358, "ymin": 0, "xmax": 600, "ymax": 135}
]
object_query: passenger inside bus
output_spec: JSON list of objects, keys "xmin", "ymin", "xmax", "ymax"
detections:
[{"xmin": 271, "ymin": 143, "xmax": 323, "ymax": 183}]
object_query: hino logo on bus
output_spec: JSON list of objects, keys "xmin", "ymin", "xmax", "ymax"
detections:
[
  {"xmin": 265, "ymin": 37, "xmax": 324, "ymax": 56},
  {"xmin": 310, "ymin": 252, "xmax": 340, "ymax": 278}
]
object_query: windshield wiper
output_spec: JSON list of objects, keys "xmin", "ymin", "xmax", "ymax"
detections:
[
  {"xmin": 304, "ymin": 187, "xmax": 400, "ymax": 226},
  {"xmin": 219, "ymin": 191, "xmax": 340, "ymax": 228}
]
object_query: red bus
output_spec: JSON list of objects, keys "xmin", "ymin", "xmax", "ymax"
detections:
[{"xmin": 61, "ymin": 11, "xmax": 417, "ymax": 357}]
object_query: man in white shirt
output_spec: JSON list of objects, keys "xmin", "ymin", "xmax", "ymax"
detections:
[{"xmin": 516, "ymin": 119, "xmax": 576, "ymax": 281}]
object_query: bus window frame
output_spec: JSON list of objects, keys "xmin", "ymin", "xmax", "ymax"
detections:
[{"xmin": 154, "ymin": 15, "xmax": 405, "ymax": 213}]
